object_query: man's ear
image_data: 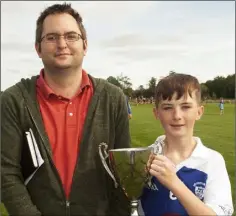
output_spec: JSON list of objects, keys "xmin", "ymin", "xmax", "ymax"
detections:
[
  {"xmin": 153, "ymin": 107, "xmax": 159, "ymax": 120},
  {"xmin": 83, "ymin": 40, "xmax": 88, "ymax": 56},
  {"xmin": 196, "ymin": 105, "xmax": 204, "ymax": 120},
  {"xmin": 35, "ymin": 43, "xmax": 42, "ymax": 58}
]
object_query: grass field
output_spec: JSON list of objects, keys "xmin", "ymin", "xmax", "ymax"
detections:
[{"xmin": 1, "ymin": 103, "xmax": 235, "ymax": 215}]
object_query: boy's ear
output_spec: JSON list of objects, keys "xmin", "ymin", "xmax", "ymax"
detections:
[
  {"xmin": 196, "ymin": 105, "xmax": 204, "ymax": 120},
  {"xmin": 153, "ymin": 107, "xmax": 159, "ymax": 119}
]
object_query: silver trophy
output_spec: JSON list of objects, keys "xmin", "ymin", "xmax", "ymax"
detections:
[{"xmin": 98, "ymin": 142, "xmax": 162, "ymax": 216}]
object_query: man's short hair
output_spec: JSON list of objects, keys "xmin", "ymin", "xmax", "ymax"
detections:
[
  {"xmin": 155, "ymin": 73, "xmax": 201, "ymax": 107},
  {"xmin": 35, "ymin": 3, "xmax": 87, "ymax": 51}
]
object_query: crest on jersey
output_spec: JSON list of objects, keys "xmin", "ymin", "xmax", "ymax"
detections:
[{"xmin": 193, "ymin": 182, "xmax": 206, "ymax": 200}]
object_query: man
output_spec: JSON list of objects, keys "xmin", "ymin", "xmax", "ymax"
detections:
[{"xmin": 1, "ymin": 3, "xmax": 130, "ymax": 216}]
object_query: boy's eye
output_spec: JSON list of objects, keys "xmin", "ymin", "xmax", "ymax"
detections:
[
  {"xmin": 182, "ymin": 106, "xmax": 191, "ymax": 109},
  {"xmin": 163, "ymin": 107, "xmax": 172, "ymax": 110}
]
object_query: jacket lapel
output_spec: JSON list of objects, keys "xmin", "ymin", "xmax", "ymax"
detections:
[{"xmin": 16, "ymin": 76, "xmax": 54, "ymax": 160}]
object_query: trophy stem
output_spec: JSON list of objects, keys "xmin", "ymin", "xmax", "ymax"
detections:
[{"xmin": 130, "ymin": 200, "xmax": 139, "ymax": 216}]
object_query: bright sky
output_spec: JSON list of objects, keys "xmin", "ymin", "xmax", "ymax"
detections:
[{"xmin": 1, "ymin": 1, "xmax": 235, "ymax": 90}]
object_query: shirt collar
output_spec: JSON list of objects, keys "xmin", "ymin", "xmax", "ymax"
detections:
[
  {"xmin": 151, "ymin": 135, "xmax": 208, "ymax": 159},
  {"xmin": 36, "ymin": 68, "xmax": 91, "ymax": 99}
]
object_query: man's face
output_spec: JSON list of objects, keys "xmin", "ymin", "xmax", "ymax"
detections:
[
  {"xmin": 35, "ymin": 13, "xmax": 87, "ymax": 71},
  {"xmin": 153, "ymin": 91, "xmax": 204, "ymax": 138}
]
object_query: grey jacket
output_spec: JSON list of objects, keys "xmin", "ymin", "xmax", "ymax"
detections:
[{"xmin": 1, "ymin": 74, "xmax": 131, "ymax": 216}]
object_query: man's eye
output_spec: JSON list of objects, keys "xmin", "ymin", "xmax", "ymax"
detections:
[
  {"xmin": 47, "ymin": 35, "xmax": 56, "ymax": 41},
  {"xmin": 66, "ymin": 34, "xmax": 78, "ymax": 40}
]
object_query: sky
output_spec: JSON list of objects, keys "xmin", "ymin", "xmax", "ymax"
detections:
[{"xmin": 1, "ymin": 1, "xmax": 235, "ymax": 90}]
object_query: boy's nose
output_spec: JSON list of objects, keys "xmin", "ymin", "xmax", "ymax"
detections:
[{"xmin": 173, "ymin": 108, "xmax": 182, "ymax": 120}]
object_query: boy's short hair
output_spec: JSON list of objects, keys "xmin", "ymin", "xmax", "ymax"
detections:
[{"xmin": 155, "ymin": 73, "xmax": 201, "ymax": 107}]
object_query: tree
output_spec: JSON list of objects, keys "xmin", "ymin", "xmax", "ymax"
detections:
[
  {"xmin": 124, "ymin": 87, "xmax": 133, "ymax": 97},
  {"xmin": 212, "ymin": 92, "xmax": 217, "ymax": 100},
  {"xmin": 205, "ymin": 74, "xmax": 235, "ymax": 99},
  {"xmin": 169, "ymin": 70, "xmax": 177, "ymax": 75},
  {"xmin": 200, "ymin": 83, "xmax": 209, "ymax": 100},
  {"xmin": 107, "ymin": 73, "xmax": 133, "ymax": 97},
  {"xmin": 148, "ymin": 77, "xmax": 157, "ymax": 96},
  {"xmin": 107, "ymin": 76, "xmax": 121, "ymax": 88},
  {"xmin": 225, "ymin": 74, "xmax": 235, "ymax": 98},
  {"xmin": 132, "ymin": 85, "xmax": 145, "ymax": 98},
  {"xmin": 117, "ymin": 73, "xmax": 132, "ymax": 90},
  {"xmin": 138, "ymin": 85, "xmax": 145, "ymax": 92}
]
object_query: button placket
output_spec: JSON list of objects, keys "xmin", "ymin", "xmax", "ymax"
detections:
[{"xmin": 66, "ymin": 100, "xmax": 76, "ymax": 126}]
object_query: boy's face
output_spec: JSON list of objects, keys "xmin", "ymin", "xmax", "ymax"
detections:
[{"xmin": 153, "ymin": 91, "xmax": 204, "ymax": 138}]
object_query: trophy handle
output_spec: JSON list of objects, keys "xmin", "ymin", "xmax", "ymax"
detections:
[
  {"xmin": 146, "ymin": 144, "xmax": 163, "ymax": 189},
  {"xmin": 98, "ymin": 142, "xmax": 118, "ymax": 188},
  {"xmin": 152, "ymin": 143, "xmax": 162, "ymax": 155}
]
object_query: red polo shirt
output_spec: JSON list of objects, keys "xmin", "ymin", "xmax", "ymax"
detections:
[{"xmin": 36, "ymin": 69, "xmax": 93, "ymax": 198}]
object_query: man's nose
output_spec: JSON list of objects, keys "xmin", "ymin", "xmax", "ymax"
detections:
[{"xmin": 57, "ymin": 36, "xmax": 67, "ymax": 49}]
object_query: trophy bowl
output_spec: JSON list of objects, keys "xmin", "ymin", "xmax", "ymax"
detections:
[{"xmin": 98, "ymin": 142, "xmax": 159, "ymax": 216}]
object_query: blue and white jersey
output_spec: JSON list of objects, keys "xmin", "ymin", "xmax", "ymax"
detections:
[
  {"xmin": 139, "ymin": 135, "xmax": 233, "ymax": 216},
  {"xmin": 126, "ymin": 97, "xmax": 132, "ymax": 115},
  {"xmin": 219, "ymin": 102, "xmax": 224, "ymax": 110}
]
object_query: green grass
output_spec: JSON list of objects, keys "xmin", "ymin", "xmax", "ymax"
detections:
[{"xmin": 1, "ymin": 103, "xmax": 235, "ymax": 214}]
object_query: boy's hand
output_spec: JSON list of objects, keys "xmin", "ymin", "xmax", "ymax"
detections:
[
  {"xmin": 145, "ymin": 153, "xmax": 155, "ymax": 173},
  {"xmin": 149, "ymin": 154, "xmax": 179, "ymax": 189}
]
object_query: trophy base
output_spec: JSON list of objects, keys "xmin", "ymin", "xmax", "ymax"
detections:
[{"xmin": 131, "ymin": 200, "xmax": 139, "ymax": 216}]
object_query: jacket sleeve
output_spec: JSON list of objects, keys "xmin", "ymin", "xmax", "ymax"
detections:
[
  {"xmin": 109, "ymin": 90, "xmax": 131, "ymax": 216},
  {"xmin": 114, "ymin": 92, "xmax": 131, "ymax": 149},
  {"xmin": 1, "ymin": 91, "xmax": 42, "ymax": 216}
]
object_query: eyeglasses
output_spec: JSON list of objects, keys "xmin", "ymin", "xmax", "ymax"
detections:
[{"xmin": 40, "ymin": 32, "xmax": 84, "ymax": 43}]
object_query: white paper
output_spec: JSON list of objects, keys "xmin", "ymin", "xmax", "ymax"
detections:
[
  {"xmin": 24, "ymin": 128, "xmax": 44, "ymax": 185},
  {"xmin": 25, "ymin": 131, "xmax": 38, "ymax": 167}
]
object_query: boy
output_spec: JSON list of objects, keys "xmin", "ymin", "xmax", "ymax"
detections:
[{"xmin": 139, "ymin": 73, "xmax": 233, "ymax": 215}]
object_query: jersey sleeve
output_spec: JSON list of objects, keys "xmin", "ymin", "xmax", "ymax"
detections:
[{"xmin": 204, "ymin": 153, "xmax": 234, "ymax": 215}]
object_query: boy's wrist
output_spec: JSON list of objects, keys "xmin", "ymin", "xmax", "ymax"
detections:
[{"xmin": 169, "ymin": 176, "xmax": 184, "ymax": 194}]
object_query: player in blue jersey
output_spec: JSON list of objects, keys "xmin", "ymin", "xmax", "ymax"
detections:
[
  {"xmin": 127, "ymin": 96, "xmax": 132, "ymax": 119},
  {"xmin": 139, "ymin": 73, "xmax": 233, "ymax": 216},
  {"xmin": 219, "ymin": 98, "xmax": 224, "ymax": 115}
]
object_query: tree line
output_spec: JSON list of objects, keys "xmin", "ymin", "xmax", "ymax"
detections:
[
  {"xmin": 107, "ymin": 71, "xmax": 235, "ymax": 100},
  {"xmin": 1, "ymin": 72, "xmax": 234, "ymax": 100}
]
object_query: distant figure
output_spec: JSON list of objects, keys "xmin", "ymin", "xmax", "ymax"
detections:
[
  {"xmin": 135, "ymin": 97, "xmax": 138, "ymax": 106},
  {"xmin": 219, "ymin": 98, "xmax": 224, "ymax": 115},
  {"xmin": 127, "ymin": 96, "xmax": 132, "ymax": 119}
]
